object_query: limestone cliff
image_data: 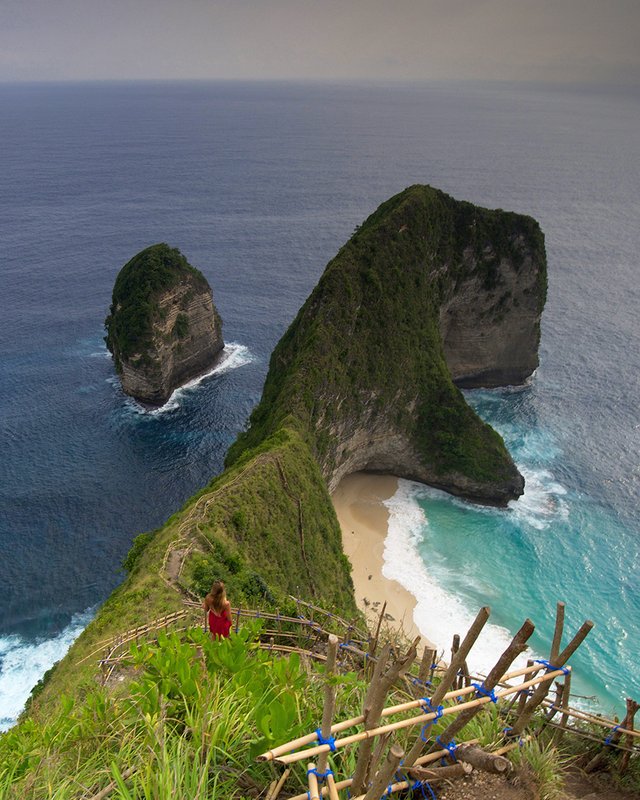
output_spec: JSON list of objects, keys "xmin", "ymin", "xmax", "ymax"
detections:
[
  {"xmin": 105, "ymin": 244, "xmax": 224, "ymax": 406},
  {"xmin": 227, "ymin": 185, "xmax": 546, "ymax": 505}
]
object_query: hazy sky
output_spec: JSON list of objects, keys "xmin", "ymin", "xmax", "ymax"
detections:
[{"xmin": 1, "ymin": 0, "xmax": 639, "ymax": 84}]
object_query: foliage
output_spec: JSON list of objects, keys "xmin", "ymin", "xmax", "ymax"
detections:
[
  {"xmin": 226, "ymin": 185, "xmax": 546, "ymax": 491},
  {"xmin": 0, "ymin": 626, "xmax": 368, "ymax": 800},
  {"xmin": 510, "ymin": 738, "xmax": 566, "ymax": 800},
  {"xmin": 104, "ymin": 243, "xmax": 208, "ymax": 368}
]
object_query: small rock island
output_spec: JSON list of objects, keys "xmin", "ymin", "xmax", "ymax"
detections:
[{"xmin": 105, "ymin": 244, "xmax": 224, "ymax": 406}]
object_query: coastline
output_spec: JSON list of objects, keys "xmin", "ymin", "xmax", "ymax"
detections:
[{"xmin": 332, "ymin": 472, "xmax": 435, "ymax": 649}]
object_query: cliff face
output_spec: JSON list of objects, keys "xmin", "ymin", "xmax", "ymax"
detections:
[
  {"xmin": 105, "ymin": 244, "xmax": 224, "ymax": 406},
  {"xmin": 227, "ymin": 185, "xmax": 546, "ymax": 505},
  {"xmin": 439, "ymin": 239, "xmax": 544, "ymax": 388}
]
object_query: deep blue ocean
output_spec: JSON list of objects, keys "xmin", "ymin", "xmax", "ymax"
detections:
[{"xmin": 1, "ymin": 80, "xmax": 638, "ymax": 728}]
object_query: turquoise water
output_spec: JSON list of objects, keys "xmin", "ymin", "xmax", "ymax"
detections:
[{"xmin": 383, "ymin": 386, "xmax": 639, "ymax": 714}]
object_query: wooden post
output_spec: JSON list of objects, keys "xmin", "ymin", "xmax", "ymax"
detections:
[
  {"xmin": 403, "ymin": 606, "xmax": 490, "ymax": 767},
  {"xmin": 585, "ymin": 697, "xmax": 639, "ymax": 774},
  {"xmin": 511, "ymin": 619, "xmax": 593, "ymax": 737},
  {"xmin": 550, "ymin": 601, "xmax": 565, "ymax": 663},
  {"xmin": 619, "ymin": 698, "xmax": 639, "ymax": 774},
  {"xmin": 408, "ymin": 763, "xmax": 472, "ymax": 782},
  {"xmin": 416, "ymin": 646, "xmax": 436, "ymax": 698},
  {"xmin": 451, "ymin": 634, "xmax": 462, "ymax": 690},
  {"xmin": 235, "ymin": 607, "xmax": 241, "ymax": 634},
  {"xmin": 363, "ymin": 744, "xmax": 404, "ymax": 800},
  {"xmin": 545, "ymin": 681, "xmax": 564, "ymax": 722},
  {"xmin": 553, "ymin": 671, "xmax": 572, "ymax": 745},
  {"xmin": 455, "ymin": 744, "xmax": 511, "ymax": 774},
  {"xmin": 369, "ymin": 601, "xmax": 387, "ymax": 662},
  {"xmin": 430, "ymin": 618, "xmax": 535, "ymax": 758},
  {"xmin": 317, "ymin": 634, "xmax": 339, "ymax": 775},
  {"xmin": 351, "ymin": 639, "xmax": 418, "ymax": 795},
  {"xmin": 515, "ymin": 659, "xmax": 535, "ymax": 717}
]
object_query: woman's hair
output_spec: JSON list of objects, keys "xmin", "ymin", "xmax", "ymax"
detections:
[{"xmin": 206, "ymin": 580, "xmax": 226, "ymax": 614}]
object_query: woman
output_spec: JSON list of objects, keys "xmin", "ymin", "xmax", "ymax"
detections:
[{"xmin": 203, "ymin": 580, "xmax": 232, "ymax": 639}]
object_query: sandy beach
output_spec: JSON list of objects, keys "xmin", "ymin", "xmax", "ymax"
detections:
[{"xmin": 332, "ymin": 472, "xmax": 435, "ymax": 648}]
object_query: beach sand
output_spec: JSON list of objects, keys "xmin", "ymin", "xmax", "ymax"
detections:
[{"xmin": 332, "ymin": 472, "xmax": 435, "ymax": 649}]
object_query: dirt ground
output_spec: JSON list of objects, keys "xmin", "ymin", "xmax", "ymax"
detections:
[{"xmin": 434, "ymin": 768, "xmax": 640, "ymax": 800}]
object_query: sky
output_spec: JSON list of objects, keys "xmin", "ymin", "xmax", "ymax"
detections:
[{"xmin": 1, "ymin": 0, "xmax": 639, "ymax": 84}]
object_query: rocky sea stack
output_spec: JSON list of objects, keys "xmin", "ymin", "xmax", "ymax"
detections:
[{"xmin": 105, "ymin": 244, "xmax": 224, "ymax": 406}]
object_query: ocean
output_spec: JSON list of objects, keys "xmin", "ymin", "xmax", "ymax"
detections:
[{"xmin": 1, "ymin": 80, "xmax": 638, "ymax": 728}]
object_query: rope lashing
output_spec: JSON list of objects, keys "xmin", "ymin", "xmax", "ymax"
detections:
[
  {"xmin": 412, "ymin": 779, "xmax": 437, "ymax": 800},
  {"xmin": 307, "ymin": 767, "xmax": 334, "ymax": 781},
  {"xmin": 534, "ymin": 658, "xmax": 570, "ymax": 676},
  {"xmin": 472, "ymin": 681, "xmax": 498, "ymax": 703},
  {"xmin": 604, "ymin": 724, "xmax": 622, "ymax": 746},
  {"xmin": 315, "ymin": 728, "xmax": 337, "ymax": 751},
  {"xmin": 436, "ymin": 735, "xmax": 457, "ymax": 762},
  {"xmin": 419, "ymin": 698, "xmax": 444, "ymax": 742}
]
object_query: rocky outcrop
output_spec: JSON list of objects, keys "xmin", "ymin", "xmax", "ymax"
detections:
[
  {"xmin": 105, "ymin": 244, "xmax": 224, "ymax": 406},
  {"xmin": 227, "ymin": 185, "xmax": 546, "ymax": 505},
  {"xmin": 439, "ymin": 240, "xmax": 544, "ymax": 388}
]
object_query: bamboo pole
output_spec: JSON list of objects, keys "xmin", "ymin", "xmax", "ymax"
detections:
[
  {"xmin": 258, "ymin": 661, "xmax": 552, "ymax": 762},
  {"xmin": 286, "ymin": 739, "xmax": 482, "ymax": 800},
  {"xmin": 275, "ymin": 668, "xmax": 568, "ymax": 764},
  {"xmin": 510, "ymin": 619, "xmax": 593, "ymax": 736},
  {"xmin": 318, "ymin": 634, "xmax": 339, "ymax": 775},
  {"xmin": 326, "ymin": 772, "xmax": 340, "ymax": 800},
  {"xmin": 307, "ymin": 763, "xmax": 321, "ymax": 800},
  {"xmin": 363, "ymin": 744, "xmax": 404, "ymax": 800}
]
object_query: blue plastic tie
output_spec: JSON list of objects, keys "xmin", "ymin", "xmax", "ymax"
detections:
[
  {"xmin": 473, "ymin": 681, "xmax": 498, "ymax": 703},
  {"xmin": 436, "ymin": 735, "xmax": 457, "ymax": 762},
  {"xmin": 419, "ymin": 697, "xmax": 444, "ymax": 742},
  {"xmin": 605, "ymin": 724, "xmax": 621, "ymax": 746},
  {"xmin": 534, "ymin": 658, "xmax": 570, "ymax": 676},
  {"xmin": 315, "ymin": 728, "xmax": 337, "ymax": 752}
]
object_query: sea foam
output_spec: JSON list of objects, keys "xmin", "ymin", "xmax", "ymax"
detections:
[
  {"xmin": 0, "ymin": 609, "xmax": 94, "ymax": 731},
  {"xmin": 382, "ymin": 480, "xmax": 532, "ymax": 675},
  {"xmin": 120, "ymin": 341, "xmax": 254, "ymax": 415}
]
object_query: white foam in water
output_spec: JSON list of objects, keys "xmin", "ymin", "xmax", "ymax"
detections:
[
  {"xmin": 0, "ymin": 609, "xmax": 94, "ymax": 731},
  {"xmin": 382, "ymin": 480, "xmax": 531, "ymax": 676},
  {"xmin": 508, "ymin": 466, "xmax": 568, "ymax": 530},
  {"xmin": 119, "ymin": 341, "xmax": 254, "ymax": 415}
]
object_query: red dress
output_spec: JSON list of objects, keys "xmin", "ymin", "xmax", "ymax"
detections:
[{"xmin": 208, "ymin": 607, "xmax": 232, "ymax": 639}]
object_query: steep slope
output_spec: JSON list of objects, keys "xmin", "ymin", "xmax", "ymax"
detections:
[
  {"xmin": 105, "ymin": 244, "xmax": 224, "ymax": 405},
  {"xmin": 227, "ymin": 185, "xmax": 546, "ymax": 504}
]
